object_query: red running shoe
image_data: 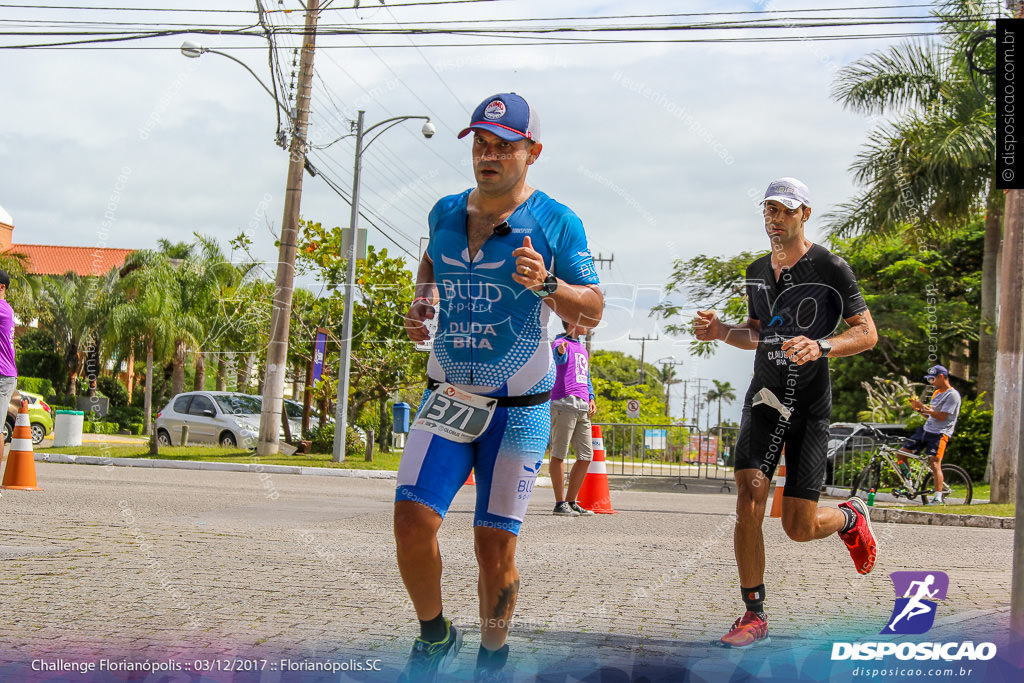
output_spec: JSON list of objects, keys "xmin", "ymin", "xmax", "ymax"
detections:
[
  {"xmin": 720, "ymin": 611, "xmax": 769, "ymax": 648},
  {"xmin": 838, "ymin": 497, "xmax": 877, "ymax": 575}
]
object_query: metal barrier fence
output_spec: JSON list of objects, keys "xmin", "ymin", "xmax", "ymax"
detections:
[
  {"xmin": 588, "ymin": 424, "xmax": 904, "ymax": 493},
  {"xmin": 593, "ymin": 422, "xmax": 739, "ymax": 487}
]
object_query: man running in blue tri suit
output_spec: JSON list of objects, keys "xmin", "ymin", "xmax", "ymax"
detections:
[{"xmin": 395, "ymin": 93, "xmax": 603, "ymax": 682}]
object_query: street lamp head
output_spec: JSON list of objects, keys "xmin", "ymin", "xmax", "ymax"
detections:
[
  {"xmin": 180, "ymin": 40, "xmax": 207, "ymax": 58},
  {"xmin": 421, "ymin": 120, "xmax": 436, "ymax": 139}
]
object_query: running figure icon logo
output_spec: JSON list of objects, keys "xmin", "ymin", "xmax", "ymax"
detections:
[{"xmin": 882, "ymin": 571, "xmax": 949, "ymax": 635}]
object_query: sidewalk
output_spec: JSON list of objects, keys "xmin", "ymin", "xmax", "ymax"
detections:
[{"xmin": 0, "ymin": 461, "xmax": 1018, "ymax": 682}]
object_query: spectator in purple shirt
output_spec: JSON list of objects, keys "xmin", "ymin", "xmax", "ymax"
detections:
[
  {"xmin": 0, "ymin": 270, "xmax": 18, "ymax": 450},
  {"xmin": 549, "ymin": 320, "xmax": 597, "ymax": 517}
]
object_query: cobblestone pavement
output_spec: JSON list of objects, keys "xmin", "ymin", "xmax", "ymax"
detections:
[{"xmin": 0, "ymin": 462, "xmax": 1017, "ymax": 681}]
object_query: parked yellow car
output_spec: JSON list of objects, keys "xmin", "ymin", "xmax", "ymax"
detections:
[{"xmin": 4, "ymin": 390, "xmax": 55, "ymax": 445}]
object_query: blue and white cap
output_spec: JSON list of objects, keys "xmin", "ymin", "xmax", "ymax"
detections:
[
  {"xmin": 458, "ymin": 93, "xmax": 541, "ymax": 142},
  {"xmin": 924, "ymin": 365, "xmax": 949, "ymax": 380},
  {"xmin": 762, "ymin": 177, "xmax": 812, "ymax": 210}
]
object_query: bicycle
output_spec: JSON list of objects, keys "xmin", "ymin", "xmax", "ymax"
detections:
[{"xmin": 849, "ymin": 424, "xmax": 973, "ymax": 505}]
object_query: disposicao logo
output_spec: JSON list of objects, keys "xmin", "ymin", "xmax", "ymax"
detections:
[
  {"xmin": 831, "ymin": 570, "xmax": 997, "ymax": 662},
  {"xmin": 883, "ymin": 571, "xmax": 948, "ymax": 635}
]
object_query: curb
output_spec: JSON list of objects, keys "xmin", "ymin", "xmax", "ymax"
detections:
[
  {"xmin": 33, "ymin": 452, "xmax": 399, "ymax": 480},
  {"xmin": 824, "ymin": 485, "xmax": 1013, "ymax": 529},
  {"xmin": 868, "ymin": 505, "xmax": 1014, "ymax": 530}
]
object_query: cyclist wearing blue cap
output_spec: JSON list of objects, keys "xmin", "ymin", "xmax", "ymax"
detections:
[{"xmin": 395, "ymin": 93, "xmax": 603, "ymax": 682}]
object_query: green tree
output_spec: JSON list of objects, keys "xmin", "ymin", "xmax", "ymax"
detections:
[
  {"xmin": 39, "ymin": 273, "xmax": 106, "ymax": 398},
  {"xmin": 706, "ymin": 379, "xmax": 736, "ymax": 431},
  {"xmin": 347, "ymin": 245, "xmax": 424, "ymax": 449},
  {"xmin": 0, "ymin": 251, "xmax": 42, "ymax": 323},
  {"xmin": 829, "ymin": 221, "xmax": 982, "ymax": 419},
  {"xmin": 590, "ymin": 351, "xmax": 665, "ymax": 423},
  {"xmin": 828, "ymin": 0, "xmax": 1000, "ymax": 405},
  {"xmin": 651, "ymin": 251, "xmax": 762, "ymax": 358},
  {"xmin": 296, "ymin": 222, "xmax": 425, "ymax": 449},
  {"xmin": 154, "ymin": 236, "xmax": 215, "ymax": 397},
  {"xmin": 651, "ymin": 222, "xmax": 983, "ymax": 423},
  {"xmin": 108, "ymin": 250, "xmax": 179, "ymax": 437}
]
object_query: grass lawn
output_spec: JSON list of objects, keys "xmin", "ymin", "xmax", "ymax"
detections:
[
  {"xmin": 35, "ymin": 445, "xmax": 403, "ymax": 470},
  {"xmin": 898, "ymin": 502, "xmax": 1015, "ymax": 517}
]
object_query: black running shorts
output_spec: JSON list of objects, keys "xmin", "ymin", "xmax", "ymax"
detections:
[{"xmin": 733, "ymin": 401, "xmax": 829, "ymax": 502}]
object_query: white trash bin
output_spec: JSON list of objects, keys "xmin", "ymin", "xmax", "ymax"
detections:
[{"xmin": 53, "ymin": 410, "xmax": 85, "ymax": 448}]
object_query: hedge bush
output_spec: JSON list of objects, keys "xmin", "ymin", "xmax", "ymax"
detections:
[
  {"xmin": 18, "ymin": 377, "xmax": 55, "ymax": 398},
  {"xmin": 308, "ymin": 422, "xmax": 364, "ymax": 455},
  {"xmin": 96, "ymin": 376, "xmax": 129, "ymax": 407},
  {"xmin": 83, "ymin": 421, "xmax": 119, "ymax": 434}
]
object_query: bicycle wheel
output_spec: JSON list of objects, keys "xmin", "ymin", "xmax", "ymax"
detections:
[
  {"xmin": 921, "ymin": 463, "xmax": 973, "ymax": 505},
  {"xmin": 851, "ymin": 461, "xmax": 880, "ymax": 499}
]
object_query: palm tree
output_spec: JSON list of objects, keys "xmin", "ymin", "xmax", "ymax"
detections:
[
  {"xmin": 829, "ymin": 0, "xmax": 1000, "ymax": 402},
  {"xmin": 0, "ymin": 252, "xmax": 41, "ymax": 322},
  {"xmin": 705, "ymin": 380, "xmax": 736, "ymax": 432},
  {"xmin": 152, "ymin": 239, "xmax": 205, "ymax": 396},
  {"xmin": 39, "ymin": 273, "xmax": 105, "ymax": 398},
  {"xmin": 108, "ymin": 250, "xmax": 179, "ymax": 437},
  {"xmin": 706, "ymin": 379, "xmax": 736, "ymax": 458},
  {"xmin": 206, "ymin": 239, "xmax": 262, "ymax": 392}
]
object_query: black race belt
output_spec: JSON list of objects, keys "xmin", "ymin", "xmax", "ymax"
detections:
[{"xmin": 426, "ymin": 378, "xmax": 550, "ymax": 407}]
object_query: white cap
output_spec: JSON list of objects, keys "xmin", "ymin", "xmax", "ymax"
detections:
[{"xmin": 762, "ymin": 177, "xmax": 811, "ymax": 210}]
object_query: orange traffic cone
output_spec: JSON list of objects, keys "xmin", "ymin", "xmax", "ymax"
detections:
[
  {"xmin": 2, "ymin": 400, "xmax": 42, "ymax": 490},
  {"xmin": 769, "ymin": 463, "xmax": 786, "ymax": 518},
  {"xmin": 576, "ymin": 424, "xmax": 617, "ymax": 514},
  {"xmin": 465, "ymin": 471, "xmax": 475, "ymax": 486}
]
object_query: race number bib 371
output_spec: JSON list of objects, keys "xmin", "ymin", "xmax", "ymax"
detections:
[{"xmin": 412, "ymin": 383, "xmax": 498, "ymax": 443}]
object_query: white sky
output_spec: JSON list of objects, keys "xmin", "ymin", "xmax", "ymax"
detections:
[{"xmin": 0, "ymin": 0, "xmax": 946, "ymax": 423}]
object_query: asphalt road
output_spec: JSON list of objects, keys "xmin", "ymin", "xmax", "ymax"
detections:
[{"xmin": 0, "ymin": 461, "xmax": 1018, "ymax": 682}]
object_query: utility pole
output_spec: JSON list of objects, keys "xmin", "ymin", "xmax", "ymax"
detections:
[
  {"xmin": 991, "ymin": 188, "xmax": 1024, "ymax": 503},
  {"xmin": 592, "ymin": 252, "xmax": 615, "ymax": 270},
  {"xmin": 691, "ymin": 378, "xmax": 705, "ymax": 425},
  {"xmin": 629, "ymin": 334, "xmax": 658, "ymax": 384},
  {"xmin": 257, "ymin": 0, "xmax": 319, "ymax": 456}
]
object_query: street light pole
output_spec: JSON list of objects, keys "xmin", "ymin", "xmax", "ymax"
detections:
[
  {"xmin": 257, "ymin": 0, "xmax": 319, "ymax": 456},
  {"xmin": 331, "ymin": 111, "xmax": 434, "ymax": 462}
]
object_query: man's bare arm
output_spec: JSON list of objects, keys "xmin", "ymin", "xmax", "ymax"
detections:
[
  {"xmin": 694, "ymin": 310, "xmax": 760, "ymax": 350},
  {"xmin": 543, "ymin": 283, "xmax": 604, "ymax": 329},
  {"xmin": 824, "ymin": 310, "xmax": 878, "ymax": 357},
  {"xmin": 782, "ymin": 309, "xmax": 878, "ymax": 365}
]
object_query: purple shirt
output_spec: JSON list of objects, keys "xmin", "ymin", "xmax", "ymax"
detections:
[
  {"xmin": 550, "ymin": 335, "xmax": 593, "ymax": 402},
  {"xmin": 0, "ymin": 300, "xmax": 15, "ymax": 377}
]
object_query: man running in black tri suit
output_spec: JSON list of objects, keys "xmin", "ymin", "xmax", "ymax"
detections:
[{"xmin": 693, "ymin": 178, "xmax": 880, "ymax": 648}]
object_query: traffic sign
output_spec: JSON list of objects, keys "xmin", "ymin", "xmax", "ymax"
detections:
[{"xmin": 626, "ymin": 399, "xmax": 640, "ymax": 418}]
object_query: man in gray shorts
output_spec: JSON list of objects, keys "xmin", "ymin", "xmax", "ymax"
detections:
[{"xmin": 549, "ymin": 321, "xmax": 597, "ymax": 516}]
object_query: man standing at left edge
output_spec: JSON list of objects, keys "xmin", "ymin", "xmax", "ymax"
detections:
[{"xmin": 397, "ymin": 93, "xmax": 603, "ymax": 682}]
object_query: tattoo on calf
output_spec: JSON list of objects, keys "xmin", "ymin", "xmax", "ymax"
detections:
[{"xmin": 493, "ymin": 580, "xmax": 520, "ymax": 620}]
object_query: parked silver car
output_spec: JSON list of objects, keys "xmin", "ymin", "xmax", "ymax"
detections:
[
  {"xmin": 155, "ymin": 392, "xmax": 264, "ymax": 448},
  {"xmin": 155, "ymin": 392, "xmax": 311, "ymax": 448}
]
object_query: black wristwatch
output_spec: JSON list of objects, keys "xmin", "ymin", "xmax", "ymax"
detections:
[
  {"xmin": 817, "ymin": 339, "xmax": 832, "ymax": 358},
  {"xmin": 535, "ymin": 272, "xmax": 559, "ymax": 298}
]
